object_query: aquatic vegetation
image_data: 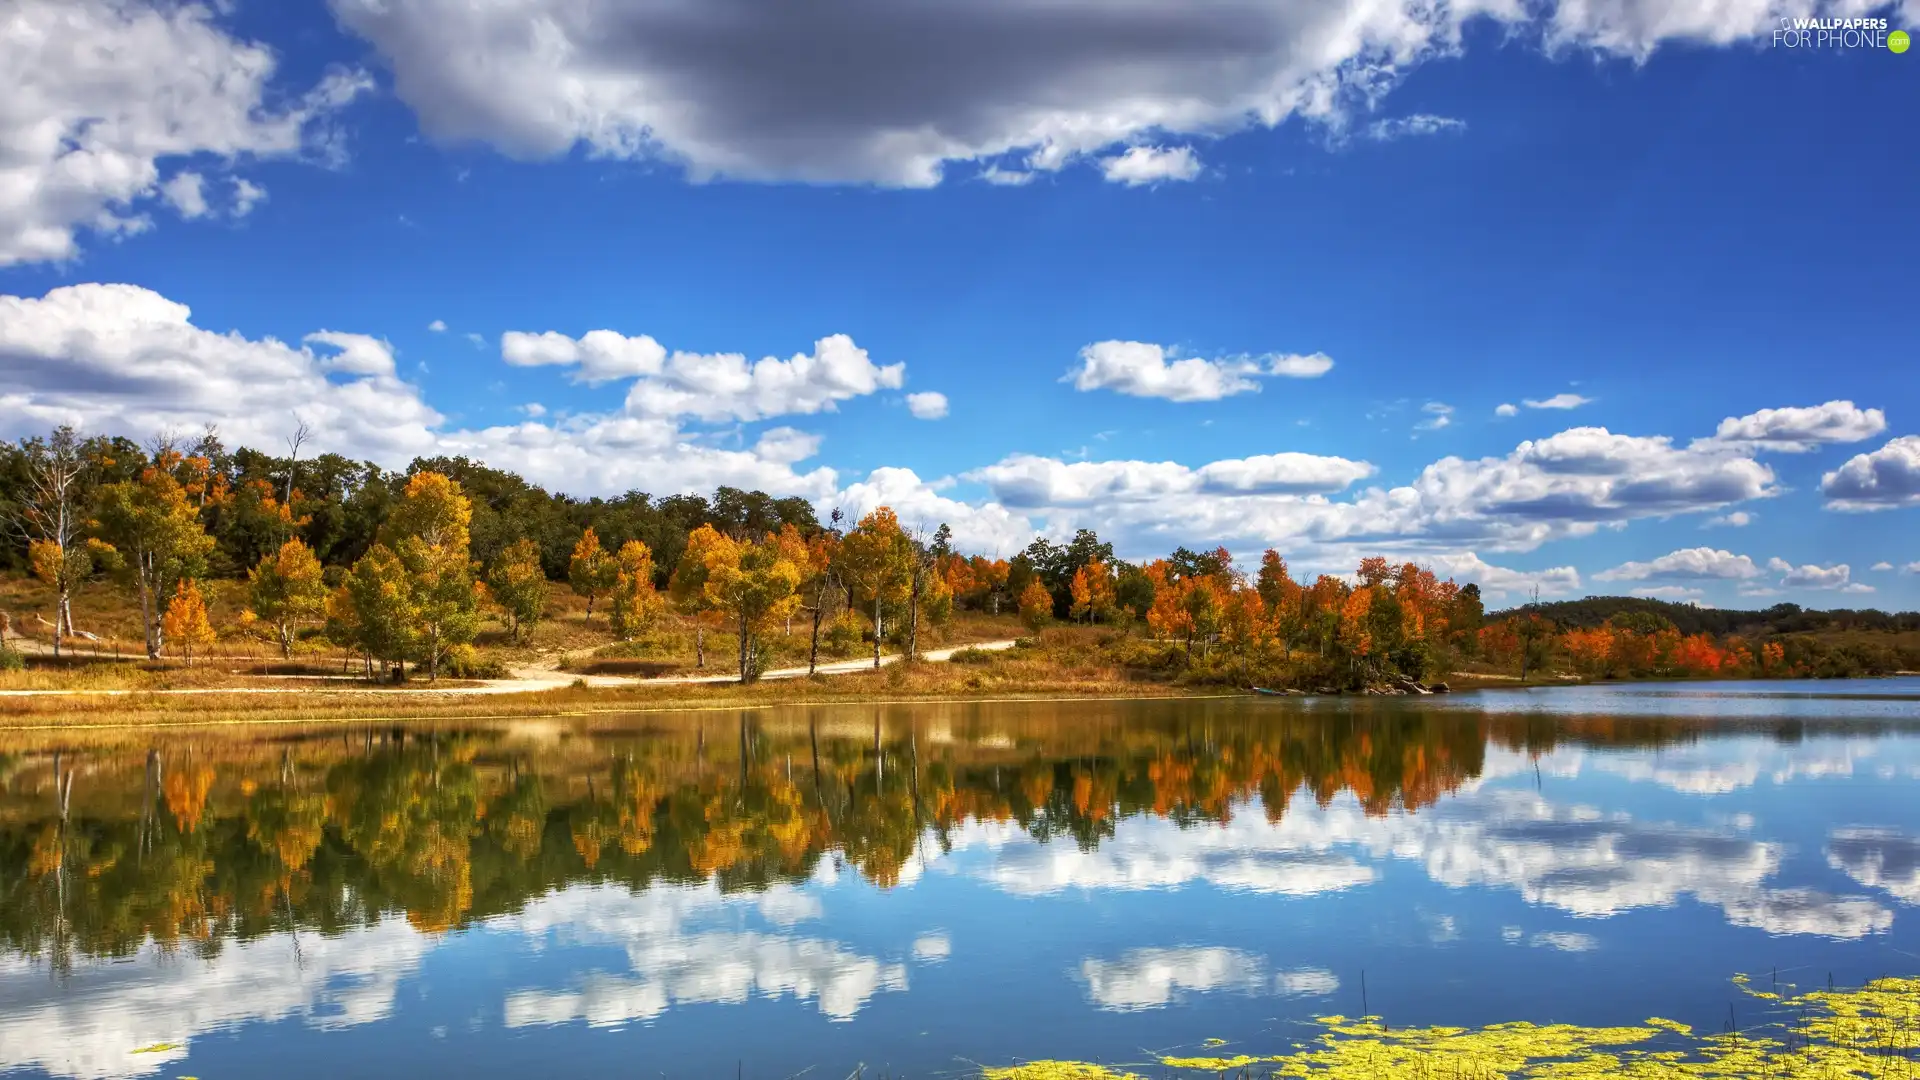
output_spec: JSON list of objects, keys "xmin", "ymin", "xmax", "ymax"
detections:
[{"xmin": 989, "ymin": 975, "xmax": 1920, "ymax": 1078}]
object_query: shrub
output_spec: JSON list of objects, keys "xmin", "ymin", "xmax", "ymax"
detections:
[
  {"xmin": 0, "ymin": 644, "xmax": 23, "ymax": 672},
  {"xmin": 442, "ymin": 645, "xmax": 508, "ymax": 679},
  {"xmin": 947, "ymin": 647, "xmax": 997, "ymax": 665},
  {"xmin": 824, "ymin": 611, "xmax": 866, "ymax": 656}
]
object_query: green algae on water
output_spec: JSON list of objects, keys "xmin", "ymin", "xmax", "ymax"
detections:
[{"xmin": 985, "ymin": 974, "xmax": 1920, "ymax": 1078}]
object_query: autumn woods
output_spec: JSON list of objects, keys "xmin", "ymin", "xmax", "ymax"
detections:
[{"xmin": 2, "ymin": 425, "xmax": 1915, "ymax": 690}]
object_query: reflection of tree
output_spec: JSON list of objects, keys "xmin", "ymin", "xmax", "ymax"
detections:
[{"xmin": 0, "ymin": 709, "xmax": 1900, "ymax": 959}]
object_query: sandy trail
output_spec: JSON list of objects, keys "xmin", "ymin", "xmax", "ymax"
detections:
[{"xmin": 0, "ymin": 640, "xmax": 1021, "ymax": 698}]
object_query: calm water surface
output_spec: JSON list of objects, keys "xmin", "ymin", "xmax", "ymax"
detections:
[{"xmin": 3, "ymin": 680, "xmax": 1920, "ymax": 1078}]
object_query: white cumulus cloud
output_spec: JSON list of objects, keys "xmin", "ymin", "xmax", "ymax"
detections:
[
  {"xmin": 1696, "ymin": 400, "xmax": 1886, "ymax": 453},
  {"xmin": 1099, "ymin": 145, "xmax": 1202, "ymax": 185},
  {"xmin": 1, "ymin": 0, "xmax": 370, "ymax": 264},
  {"xmin": 501, "ymin": 329, "xmax": 904, "ymax": 423},
  {"xmin": 0, "ymin": 283, "xmax": 846, "ymax": 502},
  {"xmin": 1066, "ymin": 341, "xmax": 1332, "ymax": 401},
  {"xmin": 1524, "ymin": 393, "xmax": 1592, "ymax": 410},
  {"xmin": 1767, "ymin": 558, "xmax": 1854, "ymax": 590},
  {"xmin": 1594, "ymin": 547, "xmax": 1765, "ymax": 582},
  {"xmin": 906, "ymin": 391, "xmax": 949, "ymax": 419},
  {"xmin": 1822, "ymin": 436, "xmax": 1920, "ymax": 511}
]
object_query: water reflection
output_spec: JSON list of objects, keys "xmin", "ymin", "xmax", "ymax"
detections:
[{"xmin": 1, "ymin": 691, "xmax": 1918, "ymax": 1078}]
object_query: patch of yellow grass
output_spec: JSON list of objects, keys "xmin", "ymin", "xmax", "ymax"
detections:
[{"xmin": 992, "ymin": 974, "xmax": 1920, "ymax": 1079}]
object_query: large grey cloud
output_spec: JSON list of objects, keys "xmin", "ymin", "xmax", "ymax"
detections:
[{"xmin": 326, "ymin": 0, "xmax": 1918, "ymax": 187}]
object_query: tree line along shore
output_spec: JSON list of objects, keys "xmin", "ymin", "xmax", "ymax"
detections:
[{"xmin": 2, "ymin": 424, "xmax": 1916, "ymax": 698}]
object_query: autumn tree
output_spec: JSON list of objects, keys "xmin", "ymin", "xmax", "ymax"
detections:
[
  {"xmin": 161, "ymin": 580, "xmax": 215, "ymax": 666},
  {"xmin": 1256, "ymin": 552, "xmax": 1306, "ymax": 659},
  {"xmin": 487, "ymin": 538, "xmax": 547, "ymax": 642},
  {"xmin": 384, "ymin": 472, "xmax": 481, "ymax": 680},
  {"xmin": 247, "ymin": 538, "xmax": 328, "ymax": 658},
  {"xmin": 607, "ymin": 540, "xmax": 664, "ymax": 641},
  {"xmin": 837, "ymin": 508, "xmax": 915, "ymax": 669},
  {"xmin": 1018, "ymin": 578, "xmax": 1053, "ymax": 631},
  {"xmin": 1068, "ymin": 559, "xmax": 1117, "ymax": 624},
  {"xmin": 670, "ymin": 525, "xmax": 729, "ymax": 667},
  {"xmin": 9, "ymin": 426, "xmax": 88, "ymax": 655},
  {"xmin": 568, "ymin": 527, "xmax": 618, "ymax": 620},
  {"xmin": 342, "ymin": 545, "xmax": 416, "ymax": 678},
  {"xmin": 801, "ymin": 511, "xmax": 844, "ymax": 675},
  {"xmin": 94, "ymin": 448, "xmax": 218, "ymax": 659},
  {"xmin": 703, "ymin": 532, "xmax": 805, "ymax": 682}
]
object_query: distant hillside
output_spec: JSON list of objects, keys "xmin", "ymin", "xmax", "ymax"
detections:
[{"xmin": 1492, "ymin": 595, "xmax": 1920, "ymax": 637}]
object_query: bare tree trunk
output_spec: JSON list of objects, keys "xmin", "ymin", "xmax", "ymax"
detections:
[
  {"xmin": 871, "ymin": 597, "xmax": 884, "ymax": 669},
  {"xmin": 808, "ymin": 602, "xmax": 825, "ymax": 675},
  {"xmin": 695, "ymin": 624, "xmax": 705, "ymax": 667},
  {"xmin": 136, "ymin": 558, "xmax": 161, "ymax": 660},
  {"xmin": 907, "ymin": 568, "xmax": 922, "ymax": 662},
  {"xmin": 737, "ymin": 611, "xmax": 751, "ymax": 684}
]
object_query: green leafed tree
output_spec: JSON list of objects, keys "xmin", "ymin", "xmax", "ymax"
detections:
[
  {"xmin": 248, "ymin": 538, "xmax": 328, "ymax": 658},
  {"xmin": 93, "ymin": 448, "xmax": 218, "ymax": 658},
  {"xmin": 487, "ymin": 537, "xmax": 547, "ymax": 643},
  {"xmin": 343, "ymin": 544, "xmax": 416, "ymax": 678}
]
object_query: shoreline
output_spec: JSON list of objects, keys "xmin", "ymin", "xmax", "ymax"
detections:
[{"xmin": 0, "ymin": 669, "xmax": 1911, "ymax": 734}]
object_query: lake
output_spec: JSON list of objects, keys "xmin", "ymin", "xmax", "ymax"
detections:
[{"xmin": 4, "ymin": 680, "xmax": 1920, "ymax": 1078}]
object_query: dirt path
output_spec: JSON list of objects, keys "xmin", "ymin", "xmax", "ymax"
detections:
[{"xmin": 0, "ymin": 640, "xmax": 1021, "ymax": 699}]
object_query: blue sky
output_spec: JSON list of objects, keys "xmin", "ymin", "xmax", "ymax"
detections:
[{"xmin": 1, "ymin": 0, "xmax": 1915, "ymax": 608}]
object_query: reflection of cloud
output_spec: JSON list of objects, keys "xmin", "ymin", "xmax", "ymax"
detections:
[
  {"xmin": 502, "ymin": 933, "xmax": 907, "ymax": 1025},
  {"xmin": 1592, "ymin": 741, "xmax": 1876, "ymax": 795},
  {"xmin": 1828, "ymin": 828, "xmax": 1920, "ymax": 903},
  {"xmin": 1717, "ymin": 889, "xmax": 1890, "ymax": 939},
  {"xmin": 0, "ymin": 919, "xmax": 427, "ymax": 1080},
  {"xmin": 973, "ymin": 782, "xmax": 1890, "ymax": 939},
  {"xmin": 1528, "ymin": 932, "xmax": 1597, "ymax": 952},
  {"xmin": 985, "ymin": 818, "xmax": 1374, "ymax": 896},
  {"xmin": 1275, "ymin": 968, "xmax": 1341, "ymax": 996},
  {"xmin": 1076, "ymin": 948, "xmax": 1336, "ymax": 1013},
  {"xmin": 1080, "ymin": 947, "xmax": 1266, "ymax": 1012},
  {"xmin": 911, "ymin": 933, "xmax": 952, "ymax": 963},
  {"xmin": 496, "ymin": 883, "xmax": 906, "ymax": 1025},
  {"xmin": 1595, "ymin": 757, "xmax": 1760, "ymax": 795}
]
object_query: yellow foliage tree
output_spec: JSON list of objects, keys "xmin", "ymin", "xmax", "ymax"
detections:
[
  {"xmin": 702, "ymin": 531, "xmax": 805, "ymax": 682},
  {"xmin": 248, "ymin": 538, "xmax": 327, "ymax": 657},
  {"xmin": 670, "ymin": 525, "xmax": 729, "ymax": 667},
  {"xmin": 607, "ymin": 540, "xmax": 664, "ymax": 641},
  {"xmin": 161, "ymin": 579, "xmax": 215, "ymax": 666},
  {"xmin": 837, "ymin": 507, "xmax": 914, "ymax": 668},
  {"xmin": 1018, "ymin": 578, "xmax": 1053, "ymax": 631},
  {"xmin": 568, "ymin": 527, "xmax": 618, "ymax": 620}
]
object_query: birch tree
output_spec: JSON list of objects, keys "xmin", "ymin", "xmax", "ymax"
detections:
[
  {"xmin": 94, "ymin": 449, "xmax": 217, "ymax": 659},
  {"xmin": 487, "ymin": 538, "xmax": 547, "ymax": 642},
  {"xmin": 248, "ymin": 538, "xmax": 327, "ymax": 658},
  {"xmin": 10, "ymin": 427, "xmax": 87, "ymax": 655},
  {"xmin": 837, "ymin": 508, "xmax": 913, "ymax": 669}
]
